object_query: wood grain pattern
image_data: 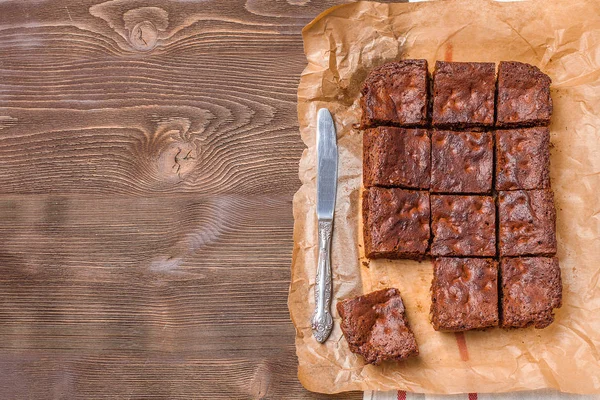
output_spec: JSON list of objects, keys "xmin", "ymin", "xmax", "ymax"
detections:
[{"xmin": 0, "ymin": 0, "xmax": 401, "ymax": 398}]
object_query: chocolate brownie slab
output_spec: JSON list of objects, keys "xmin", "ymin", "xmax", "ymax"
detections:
[
  {"xmin": 431, "ymin": 130, "xmax": 493, "ymax": 193},
  {"xmin": 431, "ymin": 258, "xmax": 499, "ymax": 331},
  {"xmin": 496, "ymin": 61, "xmax": 552, "ymax": 127},
  {"xmin": 498, "ymin": 189, "xmax": 557, "ymax": 256},
  {"xmin": 501, "ymin": 257, "xmax": 562, "ymax": 329},
  {"xmin": 360, "ymin": 60, "xmax": 429, "ymax": 128},
  {"xmin": 363, "ymin": 187, "xmax": 430, "ymax": 259},
  {"xmin": 432, "ymin": 61, "xmax": 496, "ymax": 128},
  {"xmin": 495, "ymin": 127, "xmax": 551, "ymax": 191},
  {"xmin": 363, "ymin": 127, "xmax": 430, "ymax": 189},
  {"xmin": 337, "ymin": 288, "xmax": 419, "ymax": 364},
  {"xmin": 431, "ymin": 195, "xmax": 496, "ymax": 257}
]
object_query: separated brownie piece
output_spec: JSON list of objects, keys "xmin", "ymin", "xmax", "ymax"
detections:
[
  {"xmin": 496, "ymin": 61, "xmax": 552, "ymax": 127},
  {"xmin": 431, "ymin": 130, "xmax": 493, "ymax": 193},
  {"xmin": 337, "ymin": 288, "xmax": 419, "ymax": 364},
  {"xmin": 360, "ymin": 60, "xmax": 429, "ymax": 128},
  {"xmin": 363, "ymin": 187, "xmax": 430, "ymax": 259},
  {"xmin": 498, "ymin": 189, "xmax": 557, "ymax": 256},
  {"xmin": 431, "ymin": 195, "xmax": 496, "ymax": 257},
  {"xmin": 432, "ymin": 61, "xmax": 496, "ymax": 128},
  {"xmin": 496, "ymin": 127, "xmax": 551, "ymax": 190},
  {"xmin": 501, "ymin": 257, "xmax": 562, "ymax": 329},
  {"xmin": 430, "ymin": 258, "xmax": 498, "ymax": 331},
  {"xmin": 363, "ymin": 127, "xmax": 430, "ymax": 189}
]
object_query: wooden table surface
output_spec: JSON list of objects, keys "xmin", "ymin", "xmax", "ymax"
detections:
[{"xmin": 0, "ymin": 0, "xmax": 393, "ymax": 398}]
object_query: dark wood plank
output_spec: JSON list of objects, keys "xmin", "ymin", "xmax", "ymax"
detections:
[{"xmin": 0, "ymin": 0, "xmax": 390, "ymax": 398}]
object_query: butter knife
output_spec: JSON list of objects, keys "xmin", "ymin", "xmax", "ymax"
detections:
[{"xmin": 312, "ymin": 108, "xmax": 338, "ymax": 343}]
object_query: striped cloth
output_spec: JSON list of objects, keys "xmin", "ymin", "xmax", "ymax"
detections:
[{"xmin": 365, "ymin": 390, "xmax": 600, "ymax": 400}]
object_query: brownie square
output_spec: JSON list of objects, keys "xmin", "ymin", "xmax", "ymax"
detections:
[
  {"xmin": 431, "ymin": 130, "xmax": 493, "ymax": 193},
  {"xmin": 498, "ymin": 189, "xmax": 557, "ymax": 256},
  {"xmin": 363, "ymin": 187, "xmax": 430, "ymax": 259},
  {"xmin": 363, "ymin": 127, "xmax": 430, "ymax": 189},
  {"xmin": 496, "ymin": 61, "xmax": 552, "ymax": 127},
  {"xmin": 430, "ymin": 258, "xmax": 498, "ymax": 331},
  {"xmin": 337, "ymin": 288, "xmax": 419, "ymax": 364},
  {"xmin": 501, "ymin": 257, "xmax": 562, "ymax": 329},
  {"xmin": 432, "ymin": 61, "xmax": 496, "ymax": 128},
  {"xmin": 360, "ymin": 60, "xmax": 429, "ymax": 128},
  {"xmin": 496, "ymin": 127, "xmax": 551, "ymax": 190},
  {"xmin": 431, "ymin": 195, "xmax": 496, "ymax": 256}
]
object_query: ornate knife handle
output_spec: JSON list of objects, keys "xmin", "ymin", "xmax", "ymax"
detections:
[{"xmin": 312, "ymin": 220, "xmax": 333, "ymax": 343}]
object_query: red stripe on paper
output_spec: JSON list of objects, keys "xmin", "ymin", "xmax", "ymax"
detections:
[
  {"xmin": 444, "ymin": 43, "xmax": 453, "ymax": 62},
  {"xmin": 454, "ymin": 332, "xmax": 470, "ymax": 361},
  {"xmin": 397, "ymin": 390, "xmax": 406, "ymax": 400}
]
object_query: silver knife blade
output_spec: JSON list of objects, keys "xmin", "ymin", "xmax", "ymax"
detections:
[{"xmin": 316, "ymin": 108, "xmax": 338, "ymax": 220}]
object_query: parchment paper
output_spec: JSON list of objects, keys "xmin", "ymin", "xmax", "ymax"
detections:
[{"xmin": 289, "ymin": 0, "xmax": 600, "ymax": 394}]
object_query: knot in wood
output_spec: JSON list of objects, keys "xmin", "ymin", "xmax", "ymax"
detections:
[
  {"xmin": 129, "ymin": 21, "xmax": 158, "ymax": 52},
  {"xmin": 157, "ymin": 141, "xmax": 197, "ymax": 182}
]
